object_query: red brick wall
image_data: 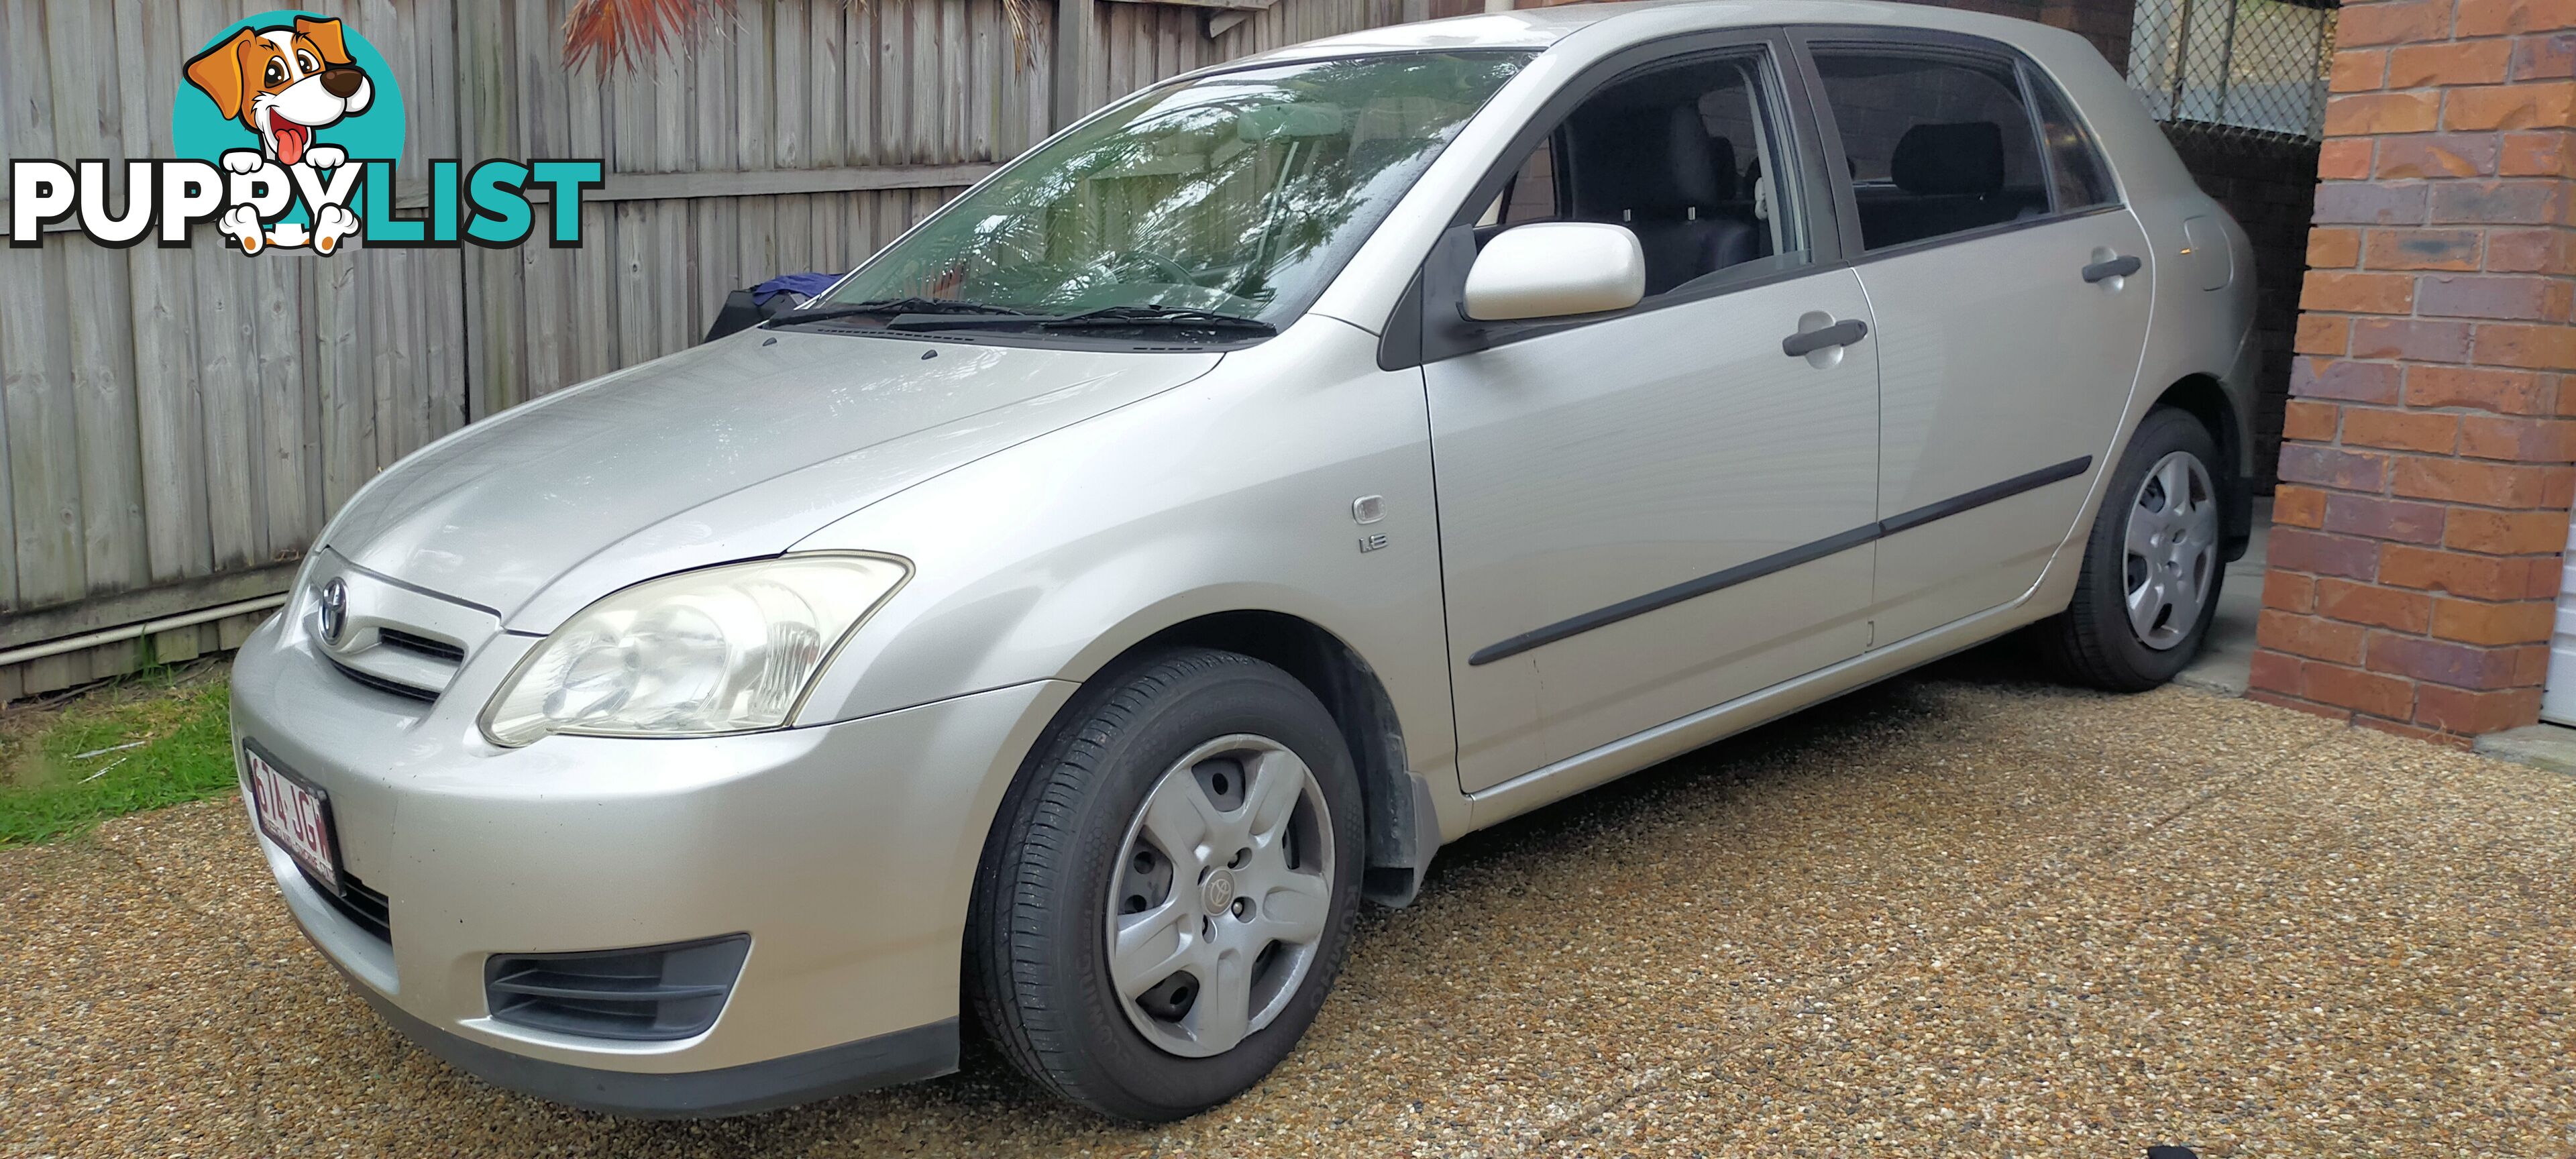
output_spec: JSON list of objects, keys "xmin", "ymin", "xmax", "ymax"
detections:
[
  {"xmin": 2167, "ymin": 126, "xmax": 2327, "ymax": 492},
  {"xmin": 2251, "ymin": 0, "xmax": 2576, "ymax": 742}
]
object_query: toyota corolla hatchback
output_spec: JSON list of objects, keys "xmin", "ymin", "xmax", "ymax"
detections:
[{"xmin": 230, "ymin": 0, "xmax": 2257, "ymax": 1123}]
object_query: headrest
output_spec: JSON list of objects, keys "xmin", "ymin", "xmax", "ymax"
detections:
[
  {"xmin": 1890, "ymin": 121, "xmax": 2004, "ymax": 197},
  {"xmin": 1569, "ymin": 105, "xmax": 1739, "ymax": 218},
  {"xmin": 1654, "ymin": 106, "xmax": 1726, "ymax": 209},
  {"xmin": 1703, "ymin": 134, "xmax": 1738, "ymax": 207}
]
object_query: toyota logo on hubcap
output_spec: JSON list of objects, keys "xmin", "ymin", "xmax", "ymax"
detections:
[
  {"xmin": 1201, "ymin": 869, "xmax": 1237, "ymax": 914},
  {"xmin": 317, "ymin": 578, "xmax": 348, "ymax": 646}
]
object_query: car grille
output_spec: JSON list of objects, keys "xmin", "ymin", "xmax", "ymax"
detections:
[
  {"xmin": 484, "ymin": 936, "xmax": 752, "ymax": 1042},
  {"xmin": 327, "ymin": 658, "xmax": 439, "ymax": 702},
  {"xmin": 376, "ymin": 628, "xmax": 465, "ymax": 664},
  {"xmin": 303, "ymin": 561, "xmax": 487, "ymax": 702},
  {"xmin": 304, "ymin": 867, "xmax": 392, "ymax": 944}
]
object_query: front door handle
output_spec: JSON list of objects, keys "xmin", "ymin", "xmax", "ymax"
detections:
[
  {"xmin": 2082, "ymin": 254, "xmax": 2142, "ymax": 283},
  {"xmin": 1781, "ymin": 317, "xmax": 1868, "ymax": 357}
]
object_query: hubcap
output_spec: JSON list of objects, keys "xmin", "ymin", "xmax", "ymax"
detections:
[
  {"xmin": 1106, "ymin": 734, "xmax": 1334, "ymax": 1058},
  {"xmin": 2123, "ymin": 450, "xmax": 2219, "ymax": 651},
  {"xmin": 1200, "ymin": 869, "xmax": 1238, "ymax": 914}
]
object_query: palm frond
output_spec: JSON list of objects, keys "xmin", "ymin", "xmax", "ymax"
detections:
[
  {"xmin": 562, "ymin": 0, "xmax": 727, "ymax": 74},
  {"xmin": 1002, "ymin": 0, "xmax": 1037, "ymax": 68},
  {"xmin": 561, "ymin": 0, "xmax": 1036, "ymax": 75}
]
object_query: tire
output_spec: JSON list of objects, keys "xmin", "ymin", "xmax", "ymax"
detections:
[
  {"xmin": 2034, "ymin": 406, "xmax": 2228, "ymax": 692},
  {"xmin": 966, "ymin": 648, "xmax": 1365, "ymax": 1122}
]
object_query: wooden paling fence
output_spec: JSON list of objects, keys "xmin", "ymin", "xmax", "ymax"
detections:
[{"xmin": 0, "ymin": 0, "xmax": 1454, "ymax": 699}]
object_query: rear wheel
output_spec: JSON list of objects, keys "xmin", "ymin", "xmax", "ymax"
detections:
[
  {"xmin": 967, "ymin": 649, "xmax": 1363, "ymax": 1122},
  {"xmin": 2035, "ymin": 406, "xmax": 2226, "ymax": 691}
]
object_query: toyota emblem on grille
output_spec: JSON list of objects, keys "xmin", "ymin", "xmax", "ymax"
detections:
[{"xmin": 317, "ymin": 578, "xmax": 348, "ymax": 646}]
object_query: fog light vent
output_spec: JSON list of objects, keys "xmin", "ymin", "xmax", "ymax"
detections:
[{"xmin": 484, "ymin": 935, "xmax": 750, "ymax": 1042}]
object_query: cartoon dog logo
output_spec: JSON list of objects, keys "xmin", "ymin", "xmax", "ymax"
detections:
[{"xmin": 183, "ymin": 15, "xmax": 369, "ymax": 253}]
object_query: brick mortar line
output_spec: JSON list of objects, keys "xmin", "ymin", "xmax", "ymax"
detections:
[{"xmin": 1526, "ymin": 706, "xmax": 2344, "ymax": 1152}]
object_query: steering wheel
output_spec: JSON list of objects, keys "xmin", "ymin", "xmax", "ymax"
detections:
[{"xmin": 1102, "ymin": 250, "xmax": 1200, "ymax": 288}]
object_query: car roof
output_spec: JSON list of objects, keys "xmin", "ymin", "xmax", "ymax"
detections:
[{"xmin": 1234, "ymin": 0, "xmax": 2084, "ymax": 63}]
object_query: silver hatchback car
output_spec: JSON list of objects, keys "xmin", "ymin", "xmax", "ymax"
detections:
[{"xmin": 230, "ymin": 0, "xmax": 2257, "ymax": 1123}]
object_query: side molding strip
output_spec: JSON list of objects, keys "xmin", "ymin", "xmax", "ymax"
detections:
[
  {"xmin": 1465, "ymin": 455, "xmax": 2093, "ymax": 667},
  {"xmin": 1877, "ymin": 455, "xmax": 2093, "ymax": 537}
]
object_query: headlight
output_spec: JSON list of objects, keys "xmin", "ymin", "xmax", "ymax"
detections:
[{"xmin": 480, "ymin": 554, "xmax": 909, "ymax": 747}]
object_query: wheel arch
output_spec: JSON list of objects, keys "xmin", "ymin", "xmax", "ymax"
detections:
[
  {"xmin": 2151, "ymin": 372, "xmax": 2253, "ymax": 560},
  {"xmin": 1121, "ymin": 611, "xmax": 1432, "ymax": 908},
  {"xmin": 985, "ymin": 604, "xmax": 1439, "ymax": 913}
]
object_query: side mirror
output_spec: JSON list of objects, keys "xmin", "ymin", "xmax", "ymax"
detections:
[{"xmin": 1460, "ymin": 222, "xmax": 1646, "ymax": 322}]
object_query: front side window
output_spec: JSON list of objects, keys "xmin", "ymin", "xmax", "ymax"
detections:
[
  {"xmin": 822, "ymin": 51, "xmax": 1530, "ymax": 331},
  {"xmin": 1808, "ymin": 47, "xmax": 2049, "ymax": 251},
  {"xmin": 1474, "ymin": 48, "xmax": 1809, "ymax": 299}
]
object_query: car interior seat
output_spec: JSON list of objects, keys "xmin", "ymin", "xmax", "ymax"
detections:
[
  {"xmin": 1570, "ymin": 105, "xmax": 1762, "ymax": 295},
  {"xmin": 1858, "ymin": 120, "xmax": 2045, "ymax": 246}
]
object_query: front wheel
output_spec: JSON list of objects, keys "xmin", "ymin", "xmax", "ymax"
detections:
[
  {"xmin": 2034, "ymin": 406, "xmax": 2226, "ymax": 691},
  {"xmin": 967, "ymin": 649, "xmax": 1364, "ymax": 1122}
]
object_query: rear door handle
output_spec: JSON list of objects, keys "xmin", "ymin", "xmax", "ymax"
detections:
[
  {"xmin": 1781, "ymin": 318, "xmax": 1868, "ymax": 357},
  {"xmin": 2082, "ymin": 255, "xmax": 2142, "ymax": 283}
]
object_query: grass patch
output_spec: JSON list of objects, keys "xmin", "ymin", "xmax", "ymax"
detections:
[{"xmin": 0, "ymin": 663, "xmax": 235, "ymax": 845}]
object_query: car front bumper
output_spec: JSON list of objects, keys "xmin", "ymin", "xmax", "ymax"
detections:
[{"xmin": 229, "ymin": 611, "xmax": 1073, "ymax": 1115}]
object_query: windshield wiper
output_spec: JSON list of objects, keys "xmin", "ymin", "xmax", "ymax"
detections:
[
  {"xmin": 883, "ymin": 311, "xmax": 1053, "ymax": 331},
  {"xmin": 761, "ymin": 297, "xmax": 1030, "ymax": 329},
  {"xmin": 1034, "ymin": 305, "xmax": 1276, "ymax": 335},
  {"xmin": 879, "ymin": 304, "xmax": 1278, "ymax": 337}
]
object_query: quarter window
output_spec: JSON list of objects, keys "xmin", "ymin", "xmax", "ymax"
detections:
[
  {"xmin": 1478, "ymin": 136, "xmax": 1561, "ymax": 227},
  {"xmin": 2028, "ymin": 71, "xmax": 2118, "ymax": 211},
  {"xmin": 1808, "ymin": 48, "xmax": 2050, "ymax": 250}
]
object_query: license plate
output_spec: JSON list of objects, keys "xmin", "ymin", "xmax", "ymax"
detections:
[{"xmin": 244, "ymin": 744, "xmax": 341, "ymax": 895}]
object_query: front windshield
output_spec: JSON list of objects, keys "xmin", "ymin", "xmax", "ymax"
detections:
[{"xmin": 822, "ymin": 50, "xmax": 1532, "ymax": 329}]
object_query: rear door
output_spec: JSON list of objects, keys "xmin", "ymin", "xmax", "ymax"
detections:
[
  {"xmin": 1419, "ymin": 34, "xmax": 1883, "ymax": 792},
  {"xmin": 1794, "ymin": 31, "xmax": 2155, "ymax": 645}
]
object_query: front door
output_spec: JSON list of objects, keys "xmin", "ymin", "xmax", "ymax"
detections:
[
  {"xmin": 1424, "ymin": 39, "xmax": 1882, "ymax": 793},
  {"xmin": 1797, "ymin": 33, "xmax": 2157, "ymax": 645}
]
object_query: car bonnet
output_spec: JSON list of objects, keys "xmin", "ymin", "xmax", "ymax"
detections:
[{"xmin": 319, "ymin": 329, "xmax": 1222, "ymax": 632}]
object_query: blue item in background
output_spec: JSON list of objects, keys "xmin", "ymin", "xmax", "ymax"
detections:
[
  {"xmin": 704, "ymin": 272, "xmax": 850, "ymax": 343},
  {"xmin": 751, "ymin": 272, "xmax": 845, "ymax": 306}
]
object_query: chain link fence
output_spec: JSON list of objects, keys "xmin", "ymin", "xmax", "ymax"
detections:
[
  {"xmin": 2128, "ymin": 0, "xmax": 2337, "ymax": 141},
  {"xmin": 2124, "ymin": 0, "xmax": 2336, "ymax": 492}
]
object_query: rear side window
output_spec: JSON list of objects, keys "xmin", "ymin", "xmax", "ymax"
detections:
[
  {"xmin": 2027, "ymin": 70, "xmax": 2118, "ymax": 211},
  {"xmin": 1807, "ymin": 48, "xmax": 2049, "ymax": 251}
]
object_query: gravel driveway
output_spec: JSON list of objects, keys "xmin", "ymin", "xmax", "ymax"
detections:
[{"xmin": 7, "ymin": 664, "xmax": 2573, "ymax": 1158}]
